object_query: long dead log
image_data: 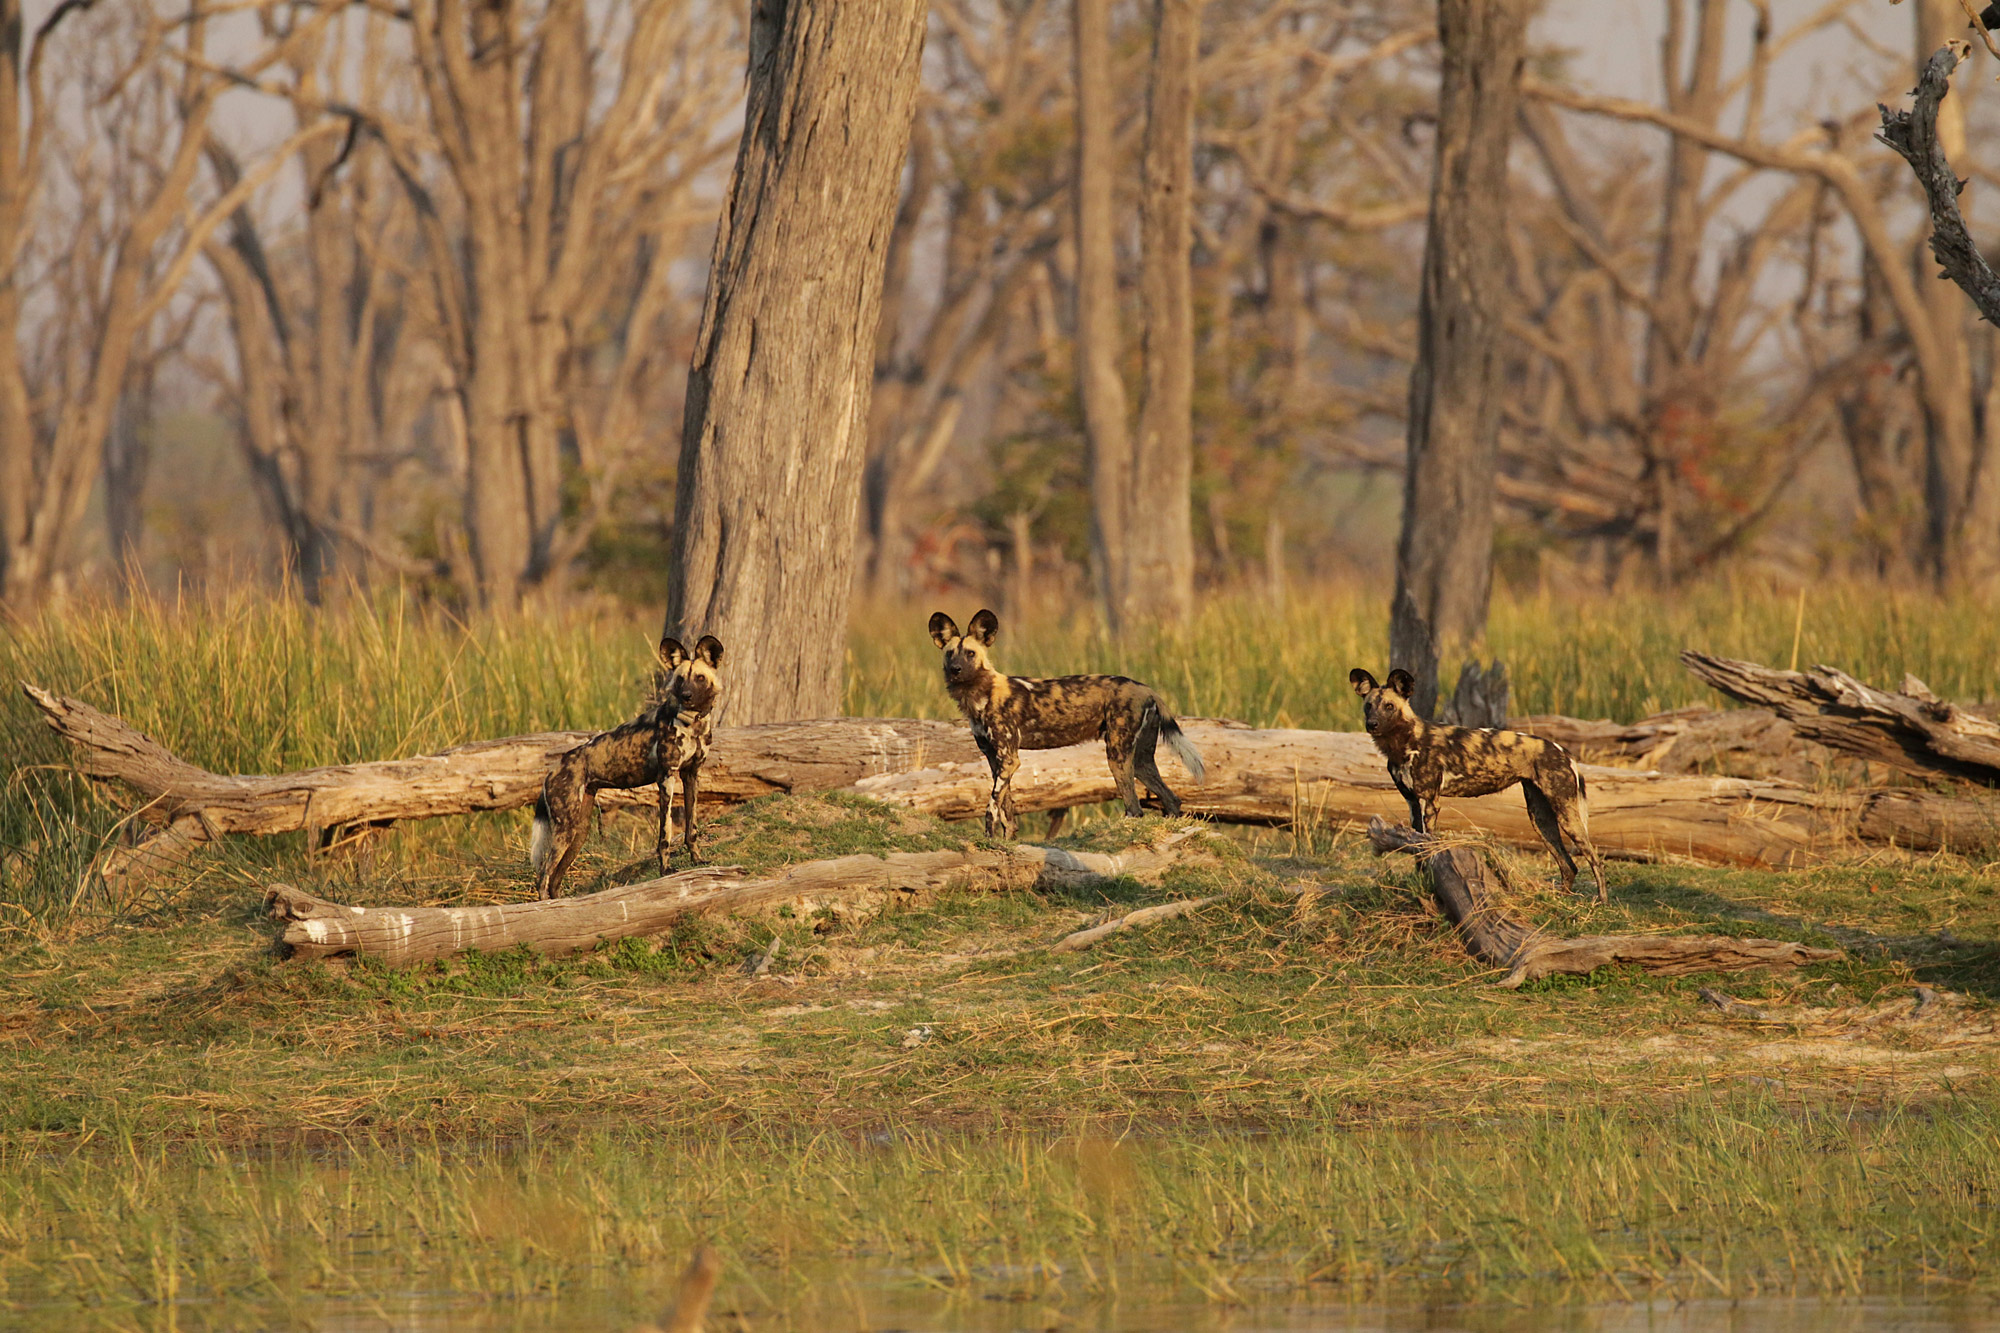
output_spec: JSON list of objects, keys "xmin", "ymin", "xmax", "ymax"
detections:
[
  {"xmin": 31, "ymin": 684, "xmax": 2000, "ymax": 871},
  {"xmin": 24, "ymin": 682, "xmax": 976, "ymax": 835},
  {"xmin": 1365, "ymin": 818, "xmax": 1843, "ymax": 988},
  {"xmin": 1681, "ymin": 651, "xmax": 2000, "ymax": 784},
  {"xmin": 267, "ymin": 831, "xmax": 1213, "ymax": 966},
  {"xmin": 1509, "ymin": 706, "xmax": 1851, "ymax": 783}
]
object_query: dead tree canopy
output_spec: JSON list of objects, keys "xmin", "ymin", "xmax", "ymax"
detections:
[
  {"xmin": 1681, "ymin": 651, "xmax": 2000, "ymax": 785},
  {"xmin": 1879, "ymin": 41, "xmax": 2000, "ymax": 326},
  {"xmin": 665, "ymin": 0, "xmax": 927, "ymax": 724}
]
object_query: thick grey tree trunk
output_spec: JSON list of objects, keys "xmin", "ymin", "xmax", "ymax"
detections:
[
  {"xmin": 1128, "ymin": 0, "xmax": 1198, "ymax": 626},
  {"xmin": 1390, "ymin": 0, "xmax": 1527, "ymax": 719},
  {"xmin": 1071, "ymin": 0, "xmax": 1134, "ymax": 625},
  {"xmin": 665, "ymin": 0, "xmax": 927, "ymax": 724}
]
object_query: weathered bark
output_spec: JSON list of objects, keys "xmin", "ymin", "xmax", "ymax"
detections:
[
  {"xmin": 1127, "ymin": 0, "xmax": 1198, "ymax": 625},
  {"xmin": 1681, "ymin": 650, "xmax": 2000, "ymax": 784},
  {"xmin": 1511, "ymin": 705, "xmax": 1844, "ymax": 782},
  {"xmin": 665, "ymin": 0, "xmax": 926, "ymax": 723},
  {"xmin": 1072, "ymin": 0, "xmax": 1135, "ymax": 625},
  {"xmin": 35, "ymin": 687, "xmax": 2000, "ymax": 870},
  {"xmin": 268, "ymin": 833, "xmax": 1213, "ymax": 966},
  {"xmin": 1365, "ymin": 818, "xmax": 1844, "ymax": 988},
  {"xmin": 23, "ymin": 684, "xmax": 975, "ymax": 836},
  {"xmin": 1390, "ymin": 0, "xmax": 1528, "ymax": 715}
]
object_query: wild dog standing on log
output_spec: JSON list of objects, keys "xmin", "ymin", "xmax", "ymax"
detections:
[
  {"xmin": 529, "ymin": 636, "xmax": 724, "ymax": 899},
  {"xmin": 1350, "ymin": 667, "xmax": 1607, "ymax": 901},
  {"xmin": 928, "ymin": 609, "xmax": 1205, "ymax": 839}
]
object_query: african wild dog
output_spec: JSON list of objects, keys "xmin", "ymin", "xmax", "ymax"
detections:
[
  {"xmin": 529, "ymin": 635, "xmax": 724, "ymax": 899},
  {"xmin": 928, "ymin": 609, "xmax": 1206, "ymax": 840},
  {"xmin": 1349, "ymin": 667, "xmax": 1608, "ymax": 902}
]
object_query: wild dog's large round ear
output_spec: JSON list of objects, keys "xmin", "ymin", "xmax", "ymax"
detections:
[
  {"xmin": 1349, "ymin": 668, "xmax": 1377, "ymax": 694},
  {"xmin": 694, "ymin": 635, "xmax": 723, "ymax": 668},
  {"xmin": 658, "ymin": 637, "xmax": 688, "ymax": 669},
  {"xmin": 968, "ymin": 608, "xmax": 999, "ymax": 646},
  {"xmin": 1385, "ymin": 668, "xmax": 1416, "ymax": 698},
  {"xmin": 928, "ymin": 611, "xmax": 958, "ymax": 648}
]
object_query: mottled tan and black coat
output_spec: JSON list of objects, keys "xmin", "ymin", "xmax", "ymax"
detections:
[
  {"xmin": 929, "ymin": 609, "xmax": 1205, "ymax": 839},
  {"xmin": 529, "ymin": 636, "xmax": 724, "ymax": 900},
  {"xmin": 1350, "ymin": 667, "xmax": 1607, "ymax": 901}
]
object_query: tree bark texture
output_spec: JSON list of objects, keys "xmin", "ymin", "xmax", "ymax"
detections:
[
  {"xmin": 664, "ymin": 0, "xmax": 927, "ymax": 724},
  {"xmin": 1128, "ymin": 0, "xmax": 1199, "ymax": 626},
  {"xmin": 36, "ymin": 686, "xmax": 2000, "ymax": 872},
  {"xmin": 1390, "ymin": 0, "xmax": 1527, "ymax": 715},
  {"xmin": 267, "ymin": 834, "xmax": 1214, "ymax": 966},
  {"xmin": 1071, "ymin": 0, "xmax": 1136, "ymax": 625},
  {"xmin": 1681, "ymin": 650, "xmax": 2000, "ymax": 784},
  {"xmin": 1908, "ymin": 4, "xmax": 1994, "ymax": 586},
  {"xmin": 1365, "ymin": 819, "xmax": 1843, "ymax": 988}
]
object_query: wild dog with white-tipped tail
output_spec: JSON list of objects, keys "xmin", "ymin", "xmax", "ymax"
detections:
[
  {"xmin": 530, "ymin": 635, "xmax": 723, "ymax": 899},
  {"xmin": 928, "ymin": 609, "xmax": 1205, "ymax": 840},
  {"xmin": 1349, "ymin": 666, "xmax": 1607, "ymax": 901}
]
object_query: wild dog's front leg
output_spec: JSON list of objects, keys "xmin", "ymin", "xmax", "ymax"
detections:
[
  {"xmin": 679, "ymin": 759, "xmax": 704, "ymax": 861},
  {"xmin": 655, "ymin": 768, "xmax": 678, "ymax": 873},
  {"xmin": 1390, "ymin": 770, "xmax": 1426, "ymax": 833},
  {"xmin": 972, "ymin": 725, "xmax": 1017, "ymax": 839}
]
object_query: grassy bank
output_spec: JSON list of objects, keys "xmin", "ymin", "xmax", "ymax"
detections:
[
  {"xmin": 1, "ymin": 580, "xmax": 1997, "ymax": 1324},
  {"xmin": 5, "ymin": 1096, "xmax": 1997, "ymax": 1329}
]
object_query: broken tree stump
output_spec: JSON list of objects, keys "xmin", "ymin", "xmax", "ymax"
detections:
[
  {"xmin": 1365, "ymin": 817, "xmax": 1842, "ymax": 988},
  {"xmin": 1681, "ymin": 651, "xmax": 2000, "ymax": 785},
  {"xmin": 268, "ymin": 830, "xmax": 1217, "ymax": 966}
]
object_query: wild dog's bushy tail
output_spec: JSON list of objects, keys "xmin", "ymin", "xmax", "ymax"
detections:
[
  {"xmin": 529, "ymin": 781, "xmax": 553, "ymax": 874},
  {"xmin": 1155, "ymin": 706, "xmax": 1206, "ymax": 785}
]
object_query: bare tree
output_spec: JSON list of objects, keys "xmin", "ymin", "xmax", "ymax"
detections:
[
  {"xmin": 1128, "ymin": 0, "xmax": 1199, "ymax": 625},
  {"xmin": 1390, "ymin": 0, "xmax": 1529, "ymax": 719},
  {"xmin": 0, "ymin": 0, "xmax": 339, "ymax": 607},
  {"xmin": 664, "ymin": 0, "xmax": 929, "ymax": 724},
  {"xmin": 1071, "ymin": 0, "xmax": 1135, "ymax": 623}
]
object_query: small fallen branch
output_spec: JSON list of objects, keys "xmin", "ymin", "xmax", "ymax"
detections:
[
  {"xmin": 1366, "ymin": 817, "xmax": 1842, "ymax": 988},
  {"xmin": 1682, "ymin": 650, "xmax": 2000, "ymax": 784},
  {"xmin": 1051, "ymin": 895, "xmax": 1220, "ymax": 952},
  {"xmin": 268, "ymin": 829, "xmax": 1217, "ymax": 967}
]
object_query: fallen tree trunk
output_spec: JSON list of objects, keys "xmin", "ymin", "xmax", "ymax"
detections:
[
  {"xmin": 852, "ymin": 723, "xmax": 2000, "ymax": 864},
  {"xmin": 1509, "ymin": 706, "xmax": 1849, "ymax": 783},
  {"xmin": 31, "ymin": 685, "xmax": 2000, "ymax": 873},
  {"xmin": 268, "ymin": 831, "xmax": 1213, "ymax": 966},
  {"xmin": 1681, "ymin": 651, "xmax": 2000, "ymax": 784},
  {"xmin": 1365, "ymin": 818, "xmax": 1843, "ymax": 988}
]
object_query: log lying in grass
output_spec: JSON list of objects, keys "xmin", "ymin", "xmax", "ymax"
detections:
[
  {"xmin": 852, "ymin": 723, "xmax": 2000, "ymax": 864},
  {"xmin": 30, "ymin": 684, "xmax": 2000, "ymax": 871},
  {"xmin": 1681, "ymin": 651, "xmax": 2000, "ymax": 785},
  {"xmin": 1510, "ymin": 705, "xmax": 1843, "ymax": 781},
  {"xmin": 267, "ymin": 829, "xmax": 1215, "ymax": 966},
  {"xmin": 1365, "ymin": 818, "xmax": 1842, "ymax": 989}
]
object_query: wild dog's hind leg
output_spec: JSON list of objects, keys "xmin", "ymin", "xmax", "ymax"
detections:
[
  {"xmin": 1130, "ymin": 706, "xmax": 1181, "ymax": 816},
  {"xmin": 1540, "ymin": 760, "xmax": 1608, "ymax": 902},
  {"xmin": 534, "ymin": 761, "xmax": 592, "ymax": 900},
  {"xmin": 678, "ymin": 760, "xmax": 704, "ymax": 861},
  {"xmin": 1104, "ymin": 727, "xmax": 1144, "ymax": 817},
  {"xmin": 1520, "ymin": 780, "xmax": 1579, "ymax": 893}
]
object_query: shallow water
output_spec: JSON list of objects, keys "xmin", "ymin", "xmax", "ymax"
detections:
[{"xmin": 286, "ymin": 1288, "xmax": 2000, "ymax": 1332}]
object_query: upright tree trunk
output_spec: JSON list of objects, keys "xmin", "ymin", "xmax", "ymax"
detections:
[
  {"xmin": 1914, "ymin": 0, "xmax": 1993, "ymax": 585},
  {"xmin": 1071, "ymin": 0, "xmax": 1135, "ymax": 627},
  {"xmin": 0, "ymin": 0, "xmax": 33, "ymax": 602},
  {"xmin": 665, "ymin": 0, "xmax": 927, "ymax": 724},
  {"xmin": 1390, "ymin": 0, "xmax": 1527, "ymax": 719},
  {"xmin": 1643, "ymin": 0, "xmax": 1729, "ymax": 583},
  {"xmin": 1128, "ymin": 0, "xmax": 1198, "ymax": 626}
]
